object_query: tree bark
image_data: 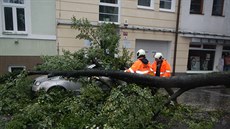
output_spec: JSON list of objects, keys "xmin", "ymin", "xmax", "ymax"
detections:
[{"xmin": 28, "ymin": 70, "xmax": 230, "ymax": 89}]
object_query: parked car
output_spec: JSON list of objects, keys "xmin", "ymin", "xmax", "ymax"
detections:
[
  {"xmin": 32, "ymin": 75, "xmax": 82, "ymax": 93},
  {"xmin": 32, "ymin": 74, "xmax": 116, "ymax": 94},
  {"xmin": 31, "ymin": 63, "xmax": 126, "ymax": 93}
]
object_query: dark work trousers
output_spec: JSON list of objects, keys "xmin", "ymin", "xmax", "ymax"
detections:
[{"xmin": 152, "ymin": 61, "xmax": 175, "ymax": 102}]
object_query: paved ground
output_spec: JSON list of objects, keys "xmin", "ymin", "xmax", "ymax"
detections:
[
  {"xmin": 177, "ymin": 85, "xmax": 230, "ymax": 129},
  {"xmin": 177, "ymin": 85, "xmax": 230, "ymax": 111}
]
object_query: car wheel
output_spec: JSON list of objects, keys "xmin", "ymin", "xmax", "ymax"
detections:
[{"xmin": 47, "ymin": 86, "xmax": 66, "ymax": 94}]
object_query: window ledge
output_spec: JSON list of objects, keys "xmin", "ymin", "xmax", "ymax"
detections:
[
  {"xmin": 137, "ymin": 6, "xmax": 154, "ymax": 11},
  {"xmin": 98, "ymin": 21, "xmax": 120, "ymax": 25},
  {"xmin": 211, "ymin": 15, "xmax": 225, "ymax": 17},
  {"xmin": 189, "ymin": 13, "xmax": 204, "ymax": 15},
  {"xmin": 186, "ymin": 71, "xmax": 213, "ymax": 74},
  {"xmin": 159, "ymin": 8, "xmax": 175, "ymax": 13},
  {"xmin": 3, "ymin": 31, "xmax": 28, "ymax": 35}
]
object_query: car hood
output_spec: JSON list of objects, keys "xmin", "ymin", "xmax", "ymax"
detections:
[
  {"xmin": 34, "ymin": 75, "xmax": 63, "ymax": 83},
  {"xmin": 34, "ymin": 75, "xmax": 49, "ymax": 82}
]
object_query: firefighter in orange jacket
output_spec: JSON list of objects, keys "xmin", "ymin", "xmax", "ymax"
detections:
[
  {"xmin": 152, "ymin": 52, "xmax": 171, "ymax": 77},
  {"xmin": 125, "ymin": 49, "xmax": 153, "ymax": 75}
]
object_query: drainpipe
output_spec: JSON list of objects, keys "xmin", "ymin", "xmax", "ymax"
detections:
[
  {"xmin": 172, "ymin": 0, "xmax": 181, "ymax": 76},
  {"xmin": 57, "ymin": 0, "xmax": 61, "ymax": 55}
]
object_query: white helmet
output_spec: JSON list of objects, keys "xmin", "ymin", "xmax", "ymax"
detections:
[
  {"xmin": 136, "ymin": 49, "xmax": 146, "ymax": 58},
  {"xmin": 154, "ymin": 52, "xmax": 163, "ymax": 59}
]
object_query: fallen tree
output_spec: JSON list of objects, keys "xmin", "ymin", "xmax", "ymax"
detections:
[
  {"xmin": 28, "ymin": 70, "xmax": 230, "ymax": 89},
  {"xmin": 28, "ymin": 70, "xmax": 230, "ymax": 101},
  {"xmin": 28, "ymin": 70, "xmax": 230, "ymax": 118}
]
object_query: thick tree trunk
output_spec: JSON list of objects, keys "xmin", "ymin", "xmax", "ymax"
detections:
[{"xmin": 28, "ymin": 70, "xmax": 230, "ymax": 89}]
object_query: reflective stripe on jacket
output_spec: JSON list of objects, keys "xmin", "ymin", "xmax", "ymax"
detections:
[
  {"xmin": 152, "ymin": 59, "xmax": 171, "ymax": 77},
  {"xmin": 125, "ymin": 58, "xmax": 154, "ymax": 75}
]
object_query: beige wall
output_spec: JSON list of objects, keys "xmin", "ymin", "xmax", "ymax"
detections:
[
  {"xmin": 121, "ymin": 0, "xmax": 177, "ymax": 28},
  {"xmin": 175, "ymin": 37, "xmax": 191, "ymax": 72},
  {"xmin": 56, "ymin": 0, "xmax": 190, "ymax": 73},
  {"xmin": 56, "ymin": 0, "xmax": 99, "ymax": 22}
]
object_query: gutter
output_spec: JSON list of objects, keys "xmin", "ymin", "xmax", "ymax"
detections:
[{"xmin": 57, "ymin": 19, "xmax": 230, "ymax": 39}]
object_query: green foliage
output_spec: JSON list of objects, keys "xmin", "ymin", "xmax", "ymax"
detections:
[
  {"xmin": 71, "ymin": 17, "xmax": 133, "ymax": 70},
  {"xmin": 6, "ymin": 89, "xmax": 77, "ymax": 129},
  {"xmin": 0, "ymin": 73, "xmax": 223, "ymax": 129},
  {"xmin": 0, "ymin": 72, "xmax": 32, "ymax": 115},
  {"xmin": 0, "ymin": 72, "xmax": 20, "ymax": 84},
  {"xmin": 100, "ymin": 84, "xmax": 166, "ymax": 129},
  {"xmin": 35, "ymin": 49, "xmax": 88, "ymax": 71},
  {"xmin": 71, "ymin": 16, "xmax": 121, "ymax": 52},
  {"xmin": 160, "ymin": 105, "xmax": 222, "ymax": 129},
  {"xmin": 184, "ymin": 110, "xmax": 221, "ymax": 129},
  {"xmin": 35, "ymin": 18, "xmax": 133, "ymax": 71},
  {"xmin": 57, "ymin": 83, "xmax": 108, "ymax": 129},
  {"xmin": 5, "ymin": 82, "xmax": 107, "ymax": 129}
]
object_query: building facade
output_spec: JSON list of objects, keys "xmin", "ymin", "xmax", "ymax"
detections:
[
  {"xmin": 180, "ymin": 0, "xmax": 230, "ymax": 73},
  {"xmin": 56, "ymin": 0, "xmax": 189, "ymax": 74},
  {"xmin": 0, "ymin": 0, "xmax": 57, "ymax": 74},
  {"xmin": 56, "ymin": 0, "xmax": 229, "ymax": 74},
  {"xmin": 1, "ymin": 0, "xmax": 229, "ymax": 75}
]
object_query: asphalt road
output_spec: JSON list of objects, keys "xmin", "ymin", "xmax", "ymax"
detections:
[
  {"xmin": 178, "ymin": 85, "xmax": 230, "ymax": 112},
  {"xmin": 177, "ymin": 85, "xmax": 230, "ymax": 129}
]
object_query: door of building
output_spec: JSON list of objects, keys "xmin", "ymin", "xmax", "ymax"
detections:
[{"xmin": 135, "ymin": 39, "xmax": 171, "ymax": 63}]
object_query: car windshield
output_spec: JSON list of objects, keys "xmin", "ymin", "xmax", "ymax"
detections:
[{"xmin": 50, "ymin": 76, "xmax": 63, "ymax": 80}]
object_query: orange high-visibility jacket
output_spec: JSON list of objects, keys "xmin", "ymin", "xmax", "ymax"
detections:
[
  {"xmin": 125, "ymin": 58, "xmax": 154, "ymax": 75},
  {"xmin": 152, "ymin": 59, "xmax": 171, "ymax": 77}
]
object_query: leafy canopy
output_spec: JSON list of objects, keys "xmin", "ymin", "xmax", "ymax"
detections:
[{"xmin": 36, "ymin": 17, "xmax": 133, "ymax": 71}]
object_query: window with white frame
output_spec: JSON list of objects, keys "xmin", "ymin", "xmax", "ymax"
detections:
[
  {"xmin": 137, "ymin": 0, "xmax": 153, "ymax": 9},
  {"xmin": 99, "ymin": 0, "xmax": 119, "ymax": 23},
  {"xmin": 8, "ymin": 65, "xmax": 25, "ymax": 73},
  {"xmin": 160, "ymin": 0, "xmax": 175, "ymax": 12},
  {"xmin": 2, "ymin": 0, "xmax": 26, "ymax": 34},
  {"xmin": 187, "ymin": 43, "xmax": 216, "ymax": 71}
]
